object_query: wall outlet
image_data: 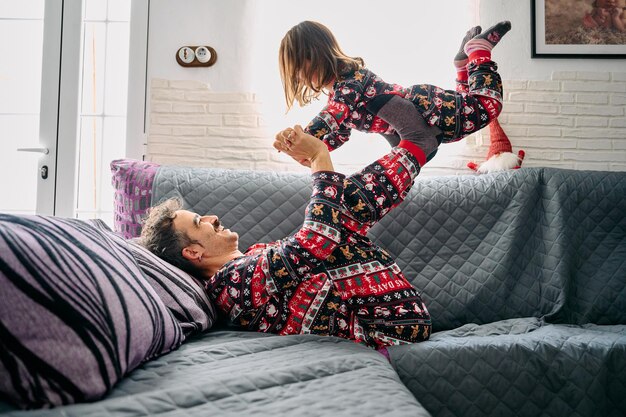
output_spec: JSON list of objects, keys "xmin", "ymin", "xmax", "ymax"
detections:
[{"xmin": 176, "ymin": 46, "xmax": 217, "ymax": 67}]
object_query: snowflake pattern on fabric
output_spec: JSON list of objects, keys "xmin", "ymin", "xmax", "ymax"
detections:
[{"xmin": 204, "ymin": 148, "xmax": 431, "ymax": 348}]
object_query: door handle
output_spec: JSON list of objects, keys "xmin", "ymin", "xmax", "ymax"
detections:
[{"xmin": 17, "ymin": 147, "xmax": 49, "ymax": 155}]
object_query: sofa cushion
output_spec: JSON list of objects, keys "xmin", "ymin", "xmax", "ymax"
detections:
[
  {"xmin": 0, "ymin": 332, "xmax": 431, "ymax": 416},
  {"xmin": 371, "ymin": 168, "xmax": 626, "ymax": 328},
  {"xmin": 0, "ymin": 214, "xmax": 183, "ymax": 408},
  {"xmin": 389, "ymin": 318, "xmax": 626, "ymax": 417},
  {"xmin": 543, "ymin": 169, "xmax": 626, "ymax": 325}
]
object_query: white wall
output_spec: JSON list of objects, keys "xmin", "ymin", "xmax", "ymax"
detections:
[
  {"xmin": 146, "ymin": 0, "xmax": 476, "ymax": 92},
  {"xmin": 147, "ymin": 0, "xmax": 256, "ymax": 92}
]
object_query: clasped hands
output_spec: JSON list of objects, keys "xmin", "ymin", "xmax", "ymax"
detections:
[{"xmin": 274, "ymin": 125, "xmax": 329, "ymax": 168}]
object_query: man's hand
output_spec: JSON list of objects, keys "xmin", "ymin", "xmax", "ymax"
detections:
[
  {"xmin": 274, "ymin": 127, "xmax": 310, "ymax": 167},
  {"xmin": 274, "ymin": 125, "xmax": 334, "ymax": 173}
]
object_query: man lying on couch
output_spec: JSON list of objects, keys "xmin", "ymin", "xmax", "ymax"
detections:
[{"xmin": 140, "ymin": 125, "xmax": 433, "ymax": 349}]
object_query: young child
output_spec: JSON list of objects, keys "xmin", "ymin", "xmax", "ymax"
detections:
[{"xmin": 279, "ymin": 20, "xmax": 511, "ymax": 166}]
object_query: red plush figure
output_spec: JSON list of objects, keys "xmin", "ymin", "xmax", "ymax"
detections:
[{"xmin": 467, "ymin": 118, "xmax": 525, "ymax": 174}]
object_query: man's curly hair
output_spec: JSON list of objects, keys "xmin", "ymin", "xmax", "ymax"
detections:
[{"xmin": 139, "ymin": 197, "xmax": 204, "ymax": 277}]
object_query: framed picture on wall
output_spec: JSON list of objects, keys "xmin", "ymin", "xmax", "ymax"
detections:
[{"xmin": 531, "ymin": 0, "xmax": 626, "ymax": 58}]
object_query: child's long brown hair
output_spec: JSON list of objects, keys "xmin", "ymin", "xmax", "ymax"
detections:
[{"xmin": 279, "ymin": 21, "xmax": 364, "ymax": 111}]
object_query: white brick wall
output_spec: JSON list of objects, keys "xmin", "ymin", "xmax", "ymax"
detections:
[
  {"xmin": 148, "ymin": 79, "xmax": 271, "ymax": 170},
  {"xmin": 147, "ymin": 73, "xmax": 626, "ymax": 175},
  {"xmin": 478, "ymin": 71, "xmax": 626, "ymax": 172}
]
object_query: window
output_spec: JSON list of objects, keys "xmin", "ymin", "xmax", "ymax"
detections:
[{"xmin": 76, "ymin": 0, "xmax": 131, "ymax": 224}]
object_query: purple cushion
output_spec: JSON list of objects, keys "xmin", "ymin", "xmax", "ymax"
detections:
[
  {"xmin": 111, "ymin": 159, "xmax": 160, "ymax": 239},
  {"xmin": 88, "ymin": 219, "xmax": 217, "ymax": 337},
  {"xmin": 126, "ymin": 240, "xmax": 217, "ymax": 336},
  {"xmin": 0, "ymin": 214, "xmax": 184, "ymax": 408}
]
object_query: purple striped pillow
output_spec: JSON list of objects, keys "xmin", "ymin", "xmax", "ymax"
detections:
[
  {"xmin": 0, "ymin": 214, "xmax": 184, "ymax": 409},
  {"xmin": 111, "ymin": 159, "xmax": 159, "ymax": 239},
  {"xmin": 87, "ymin": 219, "xmax": 217, "ymax": 336},
  {"xmin": 127, "ymin": 240, "xmax": 217, "ymax": 335}
]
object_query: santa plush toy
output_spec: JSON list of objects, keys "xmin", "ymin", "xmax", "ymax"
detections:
[{"xmin": 467, "ymin": 118, "xmax": 525, "ymax": 174}]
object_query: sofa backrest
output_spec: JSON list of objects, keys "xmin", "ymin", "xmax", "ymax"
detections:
[
  {"xmin": 370, "ymin": 168, "xmax": 626, "ymax": 330},
  {"xmin": 112, "ymin": 160, "xmax": 626, "ymax": 331}
]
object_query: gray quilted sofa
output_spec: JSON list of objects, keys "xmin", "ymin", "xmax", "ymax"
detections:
[{"xmin": 3, "ymin": 160, "xmax": 625, "ymax": 417}]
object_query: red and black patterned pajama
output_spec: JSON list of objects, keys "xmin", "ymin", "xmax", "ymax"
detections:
[
  {"xmin": 304, "ymin": 59, "xmax": 503, "ymax": 155},
  {"xmin": 407, "ymin": 58, "xmax": 503, "ymax": 142},
  {"xmin": 204, "ymin": 147, "xmax": 431, "ymax": 349}
]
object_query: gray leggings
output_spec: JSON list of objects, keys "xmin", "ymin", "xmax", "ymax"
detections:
[{"xmin": 366, "ymin": 95, "xmax": 442, "ymax": 162}]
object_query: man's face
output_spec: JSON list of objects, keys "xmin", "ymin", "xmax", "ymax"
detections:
[{"xmin": 173, "ymin": 210, "xmax": 239, "ymax": 258}]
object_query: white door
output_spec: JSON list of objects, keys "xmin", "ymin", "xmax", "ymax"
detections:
[
  {"xmin": 1, "ymin": 0, "xmax": 131, "ymax": 220},
  {"xmin": 0, "ymin": 0, "xmax": 81, "ymax": 216}
]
